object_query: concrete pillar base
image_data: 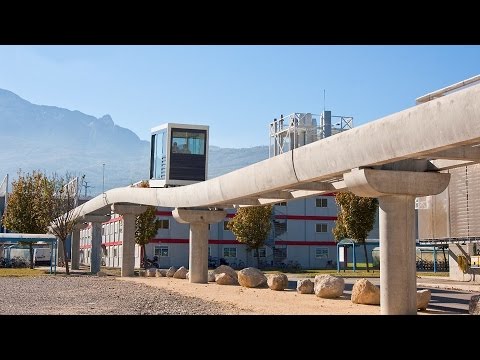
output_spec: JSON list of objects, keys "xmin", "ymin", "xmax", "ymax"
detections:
[
  {"xmin": 344, "ymin": 168, "xmax": 450, "ymax": 315},
  {"xmin": 111, "ymin": 204, "xmax": 148, "ymax": 277},
  {"xmin": 173, "ymin": 208, "xmax": 226, "ymax": 284},
  {"xmin": 90, "ymin": 222, "xmax": 102, "ymax": 274}
]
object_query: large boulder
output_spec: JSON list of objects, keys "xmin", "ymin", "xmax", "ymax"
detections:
[
  {"xmin": 416, "ymin": 289, "xmax": 431, "ymax": 311},
  {"xmin": 156, "ymin": 269, "xmax": 165, "ymax": 277},
  {"xmin": 173, "ymin": 266, "xmax": 188, "ymax": 279},
  {"xmin": 267, "ymin": 273, "xmax": 289, "ymax": 291},
  {"xmin": 351, "ymin": 278, "xmax": 380, "ymax": 305},
  {"xmin": 146, "ymin": 268, "xmax": 157, "ymax": 277},
  {"xmin": 314, "ymin": 274, "xmax": 344, "ymax": 298},
  {"xmin": 166, "ymin": 266, "xmax": 177, "ymax": 277},
  {"xmin": 469, "ymin": 295, "xmax": 480, "ymax": 315},
  {"xmin": 238, "ymin": 267, "xmax": 267, "ymax": 288},
  {"xmin": 96, "ymin": 271, "xmax": 107, "ymax": 277},
  {"xmin": 138, "ymin": 270, "xmax": 146, "ymax": 277},
  {"xmin": 215, "ymin": 273, "xmax": 237, "ymax": 285},
  {"xmin": 208, "ymin": 270, "xmax": 216, "ymax": 282},
  {"xmin": 296, "ymin": 279, "xmax": 314, "ymax": 294},
  {"xmin": 213, "ymin": 265, "xmax": 237, "ymax": 281}
]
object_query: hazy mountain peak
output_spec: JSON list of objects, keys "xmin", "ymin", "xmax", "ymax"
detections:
[{"xmin": 0, "ymin": 89, "xmax": 269, "ymax": 196}]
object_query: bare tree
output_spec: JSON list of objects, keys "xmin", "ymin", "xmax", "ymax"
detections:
[{"xmin": 47, "ymin": 173, "xmax": 82, "ymax": 275}]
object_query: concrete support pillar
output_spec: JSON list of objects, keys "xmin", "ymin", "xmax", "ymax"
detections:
[
  {"xmin": 111, "ymin": 204, "xmax": 148, "ymax": 277},
  {"xmin": 173, "ymin": 208, "xmax": 227, "ymax": 284},
  {"xmin": 71, "ymin": 223, "xmax": 87, "ymax": 270},
  {"xmin": 121, "ymin": 213, "xmax": 136, "ymax": 277},
  {"xmin": 379, "ymin": 195, "xmax": 417, "ymax": 314},
  {"xmin": 344, "ymin": 168, "xmax": 450, "ymax": 315},
  {"xmin": 189, "ymin": 222, "xmax": 209, "ymax": 283},
  {"xmin": 90, "ymin": 222, "xmax": 103, "ymax": 274},
  {"xmin": 71, "ymin": 228, "xmax": 81, "ymax": 270}
]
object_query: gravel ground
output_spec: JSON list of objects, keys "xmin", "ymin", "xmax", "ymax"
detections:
[{"xmin": 0, "ymin": 275, "xmax": 240, "ymax": 315}]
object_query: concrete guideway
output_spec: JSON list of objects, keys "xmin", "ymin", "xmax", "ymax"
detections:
[{"xmin": 61, "ymin": 79, "xmax": 480, "ymax": 315}]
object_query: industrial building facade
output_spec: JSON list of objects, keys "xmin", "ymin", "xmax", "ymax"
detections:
[
  {"xmin": 417, "ymin": 163, "xmax": 480, "ymax": 282},
  {"xmin": 79, "ymin": 194, "xmax": 379, "ymax": 270}
]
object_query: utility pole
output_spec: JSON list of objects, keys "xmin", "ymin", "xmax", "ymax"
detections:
[{"xmin": 83, "ymin": 181, "xmax": 93, "ymax": 198}]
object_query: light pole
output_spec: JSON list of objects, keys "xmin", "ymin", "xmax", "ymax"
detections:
[{"xmin": 102, "ymin": 163, "xmax": 105, "ymax": 195}]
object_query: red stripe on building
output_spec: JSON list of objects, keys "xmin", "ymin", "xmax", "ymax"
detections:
[
  {"xmin": 103, "ymin": 216, "xmax": 123, "ymax": 224},
  {"xmin": 275, "ymin": 240, "xmax": 337, "ymax": 246},
  {"xmin": 149, "ymin": 238, "xmax": 241, "ymax": 245},
  {"xmin": 275, "ymin": 215, "xmax": 337, "ymax": 221},
  {"xmin": 102, "ymin": 241, "xmax": 123, "ymax": 246},
  {"xmin": 156, "ymin": 211, "xmax": 173, "ymax": 216}
]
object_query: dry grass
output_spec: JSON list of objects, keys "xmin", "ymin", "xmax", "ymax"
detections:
[{"xmin": 0, "ymin": 268, "xmax": 46, "ymax": 277}]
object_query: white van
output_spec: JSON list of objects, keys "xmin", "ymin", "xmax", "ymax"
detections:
[{"xmin": 33, "ymin": 248, "xmax": 51, "ymax": 266}]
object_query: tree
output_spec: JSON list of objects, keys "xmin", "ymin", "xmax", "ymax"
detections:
[
  {"xmin": 47, "ymin": 173, "xmax": 82, "ymax": 275},
  {"xmin": 2, "ymin": 170, "xmax": 54, "ymax": 269},
  {"xmin": 135, "ymin": 181, "xmax": 161, "ymax": 269},
  {"xmin": 227, "ymin": 204, "xmax": 273, "ymax": 267},
  {"xmin": 333, "ymin": 191, "xmax": 378, "ymax": 272}
]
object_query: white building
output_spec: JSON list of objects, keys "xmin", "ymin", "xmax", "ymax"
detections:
[{"xmin": 79, "ymin": 193, "xmax": 379, "ymax": 270}]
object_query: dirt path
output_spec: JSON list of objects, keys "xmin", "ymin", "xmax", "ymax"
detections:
[{"xmin": 117, "ymin": 276, "xmax": 381, "ymax": 315}]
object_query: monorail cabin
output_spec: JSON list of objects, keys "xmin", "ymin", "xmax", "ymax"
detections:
[{"xmin": 149, "ymin": 123, "xmax": 209, "ymax": 187}]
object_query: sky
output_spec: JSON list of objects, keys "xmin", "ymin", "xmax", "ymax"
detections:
[{"xmin": 0, "ymin": 45, "xmax": 479, "ymax": 148}]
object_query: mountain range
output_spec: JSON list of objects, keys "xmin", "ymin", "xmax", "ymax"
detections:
[{"xmin": 0, "ymin": 88, "xmax": 269, "ymax": 196}]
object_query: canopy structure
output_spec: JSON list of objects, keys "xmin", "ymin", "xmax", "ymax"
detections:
[
  {"xmin": 336, "ymin": 239, "xmax": 357, "ymax": 272},
  {"xmin": 0, "ymin": 233, "xmax": 57, "ymax": 274}
]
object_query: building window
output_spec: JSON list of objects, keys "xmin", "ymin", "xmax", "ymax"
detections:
[
  {"xmin": 315, "ymin": 247, "xmax": 329, "ymax": 259},
  {"xmin": 223, "ymin": 247, "xmax": 237, "ymax": 258},
  {"xmin": 154, "ymin": 246, "xmax": 169, "ymax": 257},
  {"xmin": 224, "ymin": 221, "xmax": 230, "ymax": 231},
  {"xmin": 119, "ymin": 221, "xmax": 123, "ymax": 233},
  {"xmin": 208, "ymin": 246, "xmax": 211, "ymax": 257},
  {"xmin": 208, "ymin": 224, "xmax": 211, "ymax": 230},
  {"xmin": 277, "ymin": 201, "xmax": 287, "ymax": 206},
  {"xmin": 253, "ymin": 247, "xmax": 266, "ymax": 258},
  {"xmin": 101, "ymin": 226, "xmax": 105, "ymax": 236},
  {"xmin": 316, "ymin": 198, "xmax": 328, "ymax": 208},
  {"xmin": 158, "ymin": 219, "xmax": 169, "ymax": 229},
  {"xmin": 113, "ymin": 248, "xmax": 118, "ymax": 257},
  {"xmin": 316, "ymin": 223, "xmax": 328, "ymax": 233}
]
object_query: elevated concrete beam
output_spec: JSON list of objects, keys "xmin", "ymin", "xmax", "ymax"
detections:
[
  {"xmin": 254, "ymin": 190, "xmax": 293, "ymax": 200},
  {"xmin": 173, "ymin": 208, "xmax": 226, "ymax": 283},
  {"xmin": 426, "ymin": 146, "xmax": 480, "ymax": 161}
]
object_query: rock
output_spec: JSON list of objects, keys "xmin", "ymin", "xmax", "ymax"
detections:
[
  {"xmin": 314, "ymin": 274, "xmax": 344, "ymax": 298},
  {"xmin": 213, "ymin": 265, "xmax": 237, "ymax": 281},
  {"xmin": 416, "ymin": 289, "xmax": 431, "ymax": 311},
  {"xmin": 267, "ymin": 273, "xmax": 289, "ymax": 291},
  {"xmin": 351, "ymin": 278, "xmax": 380, "ymax": 305},
  {"xmin": 155, "ymin": 269, "xmax": 164, "ymax": 277},
  {"xmin": 469, "ymin": 295, "xmax": 480, "ymax": 315},
  {"xmin": 166, "ymin": 267, "xmax": 177, "ymax": 277},
  {"xmin": 208, "ymin": 270, "xmax": 216, "ymax": 282},
  {"xmin": 238, "ymin": 267, "xmax": 267, "ymax": 288},
  {"xmin": 215, "ymin": 273, "xmax": 237, "ymax": 285},
  {"xmin": 296, "ymin": 279, "xmax": 314, "ymax": 294},
  {"xmin": 156, "ymin": 269, "xmax": 168, "ymax": 277},
  {"xmin": 146, "ymin": 268, "xmax": 157, "ymax": 277},
  {"xmin": 186, "ymin": 271, "xmax": 190, "ymax": 280},
  {"xmin": 96, "ymin": 271, "xmax": 107, "ymax": 277},
  {"xmin": 173, "ymin": 266, "xmax": 188, "ymax": 279}
]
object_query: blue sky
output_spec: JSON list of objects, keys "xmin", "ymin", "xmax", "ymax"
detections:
[{"xmin": 0, "ymin": 45, "xmax": 479, "ymax": 148}]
